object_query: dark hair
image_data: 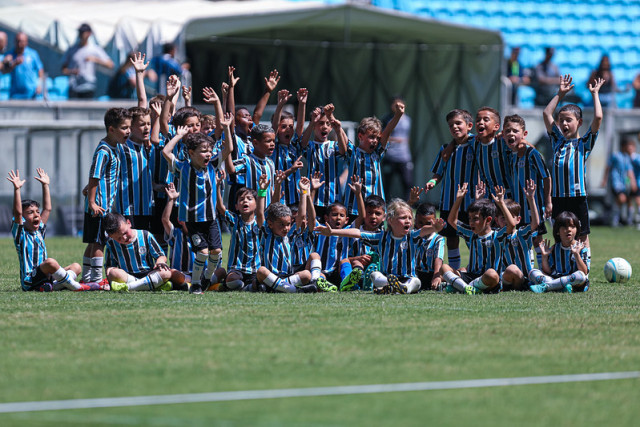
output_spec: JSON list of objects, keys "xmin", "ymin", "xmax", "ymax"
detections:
[
  {"xmin": 128, "ymin": 106, "xmax": 150, "ymax": 123},
  {"xmin": 477, "ymin": 106, "xmax": 501, "ymax": 124},
  {"xmin": 183, "ymin": 132, "xmax": 213, "ymax": 152},
  {"xmin": 104, "ymin": 107, "xmax": 132, "ymax": 132},
  {"xmin": 468, "ymin": 198, "xmax": 496, "ymax": 219},
  {"xmin": 503, "ymin": 114, "xmax": 526, "ymax": 131},
  {"xmin": 620, "ymin": 136, "xmax": 636, "ymax": 149},
  {"xmin": 265, "ymin": 202, "xmax": 292, "ymax": 223},
  {"xmin": 553, "ymin": 211, "xmax": 581, "ymax": 243},
  {"xmin": 103, "ymin": 212, "xmax": 126, "ymax": 236},
  {"xmin": 236, "ymin": 186, "xmax": 257, "ymax": 201},
  {"xmin": 503, "ymin": 199, "xmax": 521, "ymax": 217},
  {"xmin": 21, "ymin": 199, "xmax": 39, "ymax": 211},
  {"xmin": 149, "ymin": 94, "xmax": 166, "ymax": 105},
  {"xmin": 364, "ymin": 195, "xmax": 386, "ymax": 211},
  {"xmin": 162, "ymin": 43, "xmax": 176, "ymax": 55},
  {"xmin": 415, "ymin": 202, "xmax": 436, "ymax": 217},
  {"xmin": 235, "ymin": 106, "xmax": 250, "ymax": 115},
  {"xmin": 557, "ymin": 104, "xmax": 582, "ymax": 120},
  {"xmin": 279, "ymin": 111, "xmax": 294, "ymax": 121},
  {"xmin": 326, "ymin": 202, "xmax": 347, "ymax": 216},
  {"xmin": 250, "ymin": 123, "xmax": 275, "ymax": 141},
  {"xmin": 173, "ymin": 107, "xmax": 201, "ymax": 127},
  {"xmin": 446, "ymin": 109, "xmax": 473, "ymax": 125},
  {"xmin": 310, "ymin": 106, "xmax": 327, "ymax": 120}
]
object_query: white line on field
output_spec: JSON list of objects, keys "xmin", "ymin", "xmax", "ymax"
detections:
[{"xmin": 0, "ymin": 371, "xmax": 637, "ymax": 414}]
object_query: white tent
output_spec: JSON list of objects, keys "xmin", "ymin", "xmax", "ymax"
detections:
[{"xmin": 0, "ymin": 0, "xmax": 504, "ymax": 194}]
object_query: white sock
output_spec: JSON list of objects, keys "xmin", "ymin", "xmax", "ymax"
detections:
[
  {"xmin": 128, "ymin": 271, "xmax": 163, "ymax": 291},
  {"xmin": 279, "ymin": 276, "xmax": 302, "ymax": 293},
  {"xmin": 371, "ymin": 271, "xmax": 388, "ymax": 288},
  {"xmin": 90, "ymin": 257, "xmax": 103, "ymax": 282},
  {"xmin": 82, "ymin": 257, "xmax": 91, "ymax": 282},
  {"xmin": 192, "ymin": 252, "xmax": 208, "ymax": 285},
  {"xmin": 263, "ymin": 272, "xmax": 283, "ymax": 291},
  {"xmin": 204, "ymin": 252, "xmax": 221, "ymax": 281},
  {"xmin": 547, "ymin": 275, "xmax": 570, "ymax": 291},
  {"xmin": 448, "ymin": 248, "xmax": 461, "ymax": 270},
  {"xmin": 310, "ymin": 259, "xmax": 322, "ymax": 281},
  {"xmin": 528, "ymin": 269, "xmax": 550, "ymax": 285},
  {"xmin": 52, "ymin": 267, "xmax": 82, "ymax": 291},
  {"xmin": 404, "ymin": 277, "xmax": 421, "ymax": 294},
  {"xmin": 443, "ymin": 271, "xmax": 467, "ymax": 292},
  {"xmin": 470, "ymin": 276, "xmax": 490, "ymax": 291},
  {"xmin": 569, "ymin": 271, "xmax": 587, "ymax": 285}
]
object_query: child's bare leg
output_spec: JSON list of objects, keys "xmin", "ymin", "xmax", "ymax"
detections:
[
  {"xmin": 471, "ymin": 269, "xmax": 500, "ymax": 292},
  {"xmin": 502, "ymin": 265, "xmax": 525, "ymax": 291},
  {"xmin": 224, "ymin": 270, "xmax": 244, "ymax": 291}
]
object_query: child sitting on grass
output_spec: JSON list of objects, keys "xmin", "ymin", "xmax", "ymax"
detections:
[{"xmin": 9, "ymin": 169, "xmax": 101, "ymax": 292}]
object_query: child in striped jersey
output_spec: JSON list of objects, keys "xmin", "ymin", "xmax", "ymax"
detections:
[
  {"xmin": 116, "ymin": 106, "xmax": 154, "ymax": 231},
  {"xmin": 256, "ymin": 176, "xmax": 319, "ymax": 293},
  {"xmin": 315, "ymin": 199, "xmax": 442, "ymax": 294},
  {"xmin": 216, "ymin": 177, "xmax": 261, "ymax": 292},
  {"xmin": 426, "ymin": 109, "xmax": 476, "ymax": 271},
  {"xmin": 342, "ymin": 100, "xmax": 405, "ymax": 217},
  {"xmin": 441, "ymin": 184, "xmax": 509, "ymax": 295},
  {"xmin": 472, "ymin": 107, "xmax": 513, "ymax": 199},
  {"xmin": 601, "ymin": 137, "xmax": 637, "ymax": 226},
  {"xmin": 301, "ymin": 104, "xmax": 349, "ymax": 219},
  {"xmin": 270, "ymin": 88, "xmax": 307, "ymax": 207},
  {"xmin": 342, "ymin": 176, "xmax": 387, "ymax": 291},
  {"xmin": 414, "ymin": 202, "xmax": 445, "ymax": 291},
  {"xmin": 162, "ymin": 183, "xmax": 197, "ymax": 291},
  {"xmin": 82, "ymin": 107, "xmax": 132, "ymax": 284},
  {"xmin": 103, "ymin": 213, "xmax": 186, "ymax": 292},
  {"xmin": 162, "ymin": 114, "xmax": 233, "ymax": 294},
  {"xmin": 9, "ymin": 169, "xmax": 100, "ymax": 292},
  {"xmin": 493, "ymin": 180, "xmax": 539, "ymax": 291},
  {"xmin": 529, "ymin": 211, "xmax": 590, "ymax": 293},
  {"xmin": 542, "ymin": 74, "xmax": 605, "ymax": 251}
]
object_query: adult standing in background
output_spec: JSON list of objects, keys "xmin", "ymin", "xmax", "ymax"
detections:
[
  {"xmin": 0, "ymin": 31, "xmax": 8, "ymax": 72},
  {"xmin": 588, "ymin": 54, "xmax": 617, "ymax": 108},
  {"xmin": 2, "ymin": 32, "xmax": 43, "ymax": 99},
  {"xmin": 633, "ymin": 72, "xmax": 640, "ymax": 108},
  {"xmin": 533, "ymin": 47, "xmax": 561, "ymax": 106},
  {"xmin": 506, "ymin": 46, "xmax": 530, "ymax": 105},
  {"xmin": 62, "ymin": 23, "xmax": 114, "ymax": 99},
  {"xmin": 147, "ymin": 43, "xmax": 182, "ymax": 95},
  {"xmin": 382, "ymin": 95, "xmax": 413, "ymax": 199}
]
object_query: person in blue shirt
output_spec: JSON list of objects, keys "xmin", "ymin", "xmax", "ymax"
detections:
[
  {"xmin": 601, "ymin": 138, "xmax": 637, "ymax": 226},
  {"xmin": 3, "ymin": 32, "xmax": 43, "ymax": 99},
  {"xmin": 147, "ymin": 43, "xmax": 182, "ymax": 95}
]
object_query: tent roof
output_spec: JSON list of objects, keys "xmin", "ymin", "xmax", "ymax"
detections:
[{"xmin": 0, "ymin": 0, "xmax": 502, "ymax": 53}]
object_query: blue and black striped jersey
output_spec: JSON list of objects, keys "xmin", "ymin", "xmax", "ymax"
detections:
[
  {"xmin": 501, "ymin": 225, "xmax": 537, "ymax": 274},
  {"xmin": 360, "ymin": 229, "xmax": 423, "ymax": 278},
  {"xmin": 306, "ymin": 140, "xmax": 345, "ymax": 208},
  {"xmin": 313, "ymin": 219, "xmax": 350, "ymax": 273},
  {"xmin": 548, "ymin": 123, "xmax": 597, "ymax": 197},
  {"xmin": 85, "ymin": 140, "xmax": 120, "ymax": 214},
  {"xmin": 117, "ymin": 139, "xmax": 154, "ymax": 216},
  {"xmin": 510, "ymin": 146, "xmax": 550, "ymax": 224},
  {"xmin": 12, "ymin": 221, "xmax": 47, "ymax": 290},
  {"xmin": 223, "ymin": 211, "xmax": 261, "ymax": 274},
  {"xmin": 260, "ymin": 223, "xmax": 302, "ymax": 277},
  {"xmin": 457, "ymin": 222, "xmax": 506, "ymax": 275},
  {"xmin": 474, "ymin": 137, "xmax": 512, "ymax": 197},
  {"xmin": 343, "ymin": 142, "xmax": 386, "ymax": 216},
  {"xmin": 271, "ymin": 135, "xmax": 303, "ymax": 206},
  {"xmin": 431, "ymin": 139, "xmax": 477, "ymax": 211},
  {"xmin": 233, "ymin": 154, "xmax": 276, "ymax": 207},
  {"xmin": 105, "ymin": 229, "xmax": 165, "ymax": 274},
  {"xmin": 170, "ymin": 155, "xmax": 221, "ymax": 223},
  {"xmin": 416, "ymin": 232, "xmax": 446, "ymax": 274},
  {"xmin": 548, "ymin": 243, "xmax": 590, "ymax": 276},
  {"xmin": 165, "ymin": 223, "xmax": 194, "ymax": 273}
]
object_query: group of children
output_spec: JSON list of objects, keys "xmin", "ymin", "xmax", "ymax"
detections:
[{"xmin": 9, "ymin": 54, "xmax": 606, "ymax": 295}]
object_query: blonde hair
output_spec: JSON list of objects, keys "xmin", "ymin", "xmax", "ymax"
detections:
[
  {"xmin": 357, "ymin": 116, "xmax": 382, "ymax": 135},
  {"xmin": 386, "ymin": 199, "xmax": 413, "ymax": 228}
]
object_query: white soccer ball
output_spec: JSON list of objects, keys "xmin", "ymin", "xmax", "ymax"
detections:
[{"xmin": 603, "ymin": 258, "xmax": 632, "ymax": 283}]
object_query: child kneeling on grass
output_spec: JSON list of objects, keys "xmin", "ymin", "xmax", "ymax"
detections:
[
  {"xmin": 8, "ymin": 169, "xmax": 103, "ymax": 292},
  {"xmin": 103, "ymin": 212, "xmax": 187, "ymax": 292}
]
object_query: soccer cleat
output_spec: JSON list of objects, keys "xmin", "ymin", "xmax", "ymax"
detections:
[
  {"xmin": 373, "ymin": 284, "xmax": 391, "ymax": 295},
  {"xmin": 562, "ymin": 284, "xmax": 573, "ymax": 294},
  {"xmin": 445, "ymin": 283, "xmax": 456, "ymax": 293},
  {"xmin": 159, "ymin": 281, "xmax": 173, "ymax": 292},
  {"xmin": 110, "ymin": 281, "xmax": 129, "ymax": 292},
  {"xmin": 464, "ymin": 285, "xmax": 478, "ymax": 295},
  {"xmin": 200, "ymin": 278, "xmax": 211, "ymax": 292},
  {"xmin": 38, "ymin": 283, "xmax": 53, "ymax": 292},
  {"xmin": 189, "ymin": 283, "xmax": 204, "ymax": 295},
  {"xmin": 296, "ymin": 284, "xmax": 318, "ymax": 293},
  {"xmin": 340, "ymin": 268, "xmax": 362, "ymax": 291},
  {"xmin": 529, "ymin": 284, "xmax": 547, "ymax": 293},
  {"xmin": 314, "ymin": 277, "xmax": 338, "ymax": 293},
  {"xmin": 362, "ymin": 252, "xmax": 380, "ymax": 291},
  {"xmin": 387, "ymin": 274, "xmax": 407, "ymax": 294}
]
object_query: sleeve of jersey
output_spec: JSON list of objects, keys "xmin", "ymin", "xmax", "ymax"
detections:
[
  {"xmin": 89, "ymin": 148, "xmax": 108, "ymax": 180},
  {"xmin": 104, "ymin": 242, "xmax": 116, "ymax": 268},
  {"xmin": 431, "ymin": 147, "xmax": 444, "ymax": 175},
  {"xmin": 549, "ymin": 123, "xmax": 564, "ymax": 151},
  {"xmin": 164, "ymin": 226, "xmax": 175, "ymax": 248},
  {"xmin": 456, "ymin": 221, "xmax": 473, "ymax": 240},
  {"xmin": 518, "ymin": 224, "xmax": 534, "ymax": 240},
  {"xmin": 224, "ymin": 211, "xmax": 236, "ymax": 228},
  {"xmin": 360, "ymin": 231, "xmax": 382, "ymax": 246},
  {"xmin": 147, "ymin": 232, "xmax": 166, "ymax": 260},
  {"xmin": 582, "ymin": 127, "xmax": 598, "ymax": 154},
  {"xmin": 11, "ymin": 222, "xmax": 23, "ymax": 247},
  {"xmin": 435, "ymin": 236, "xmax": 445, "ymax": 260},
  {"xmin": 531, "ymin": 150, "xmax": 550, "ymax": 178}
]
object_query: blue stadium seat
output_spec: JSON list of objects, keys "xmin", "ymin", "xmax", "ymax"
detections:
[
  {"xmin": 517, "ymin": 85, "xmax": 536, "ymax": 108},
  {"xmin": 0, "ymin": 73, "xmax": 10, "ymax": 101},
  {"xmin": 53, "ymin": 76, "xmax": 69, "ymax": 98}
]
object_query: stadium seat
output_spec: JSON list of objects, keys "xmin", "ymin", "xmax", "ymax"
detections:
[{"xmin": 53, "ymin": 76, "xmax": 69, "ymax": 98}]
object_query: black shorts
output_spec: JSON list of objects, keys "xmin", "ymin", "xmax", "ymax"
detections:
[
  {"xmin": 417, "ymin": 270, "xmax": 435, "ymax": 291},
  {"xmin": 439, "ymin": 210, "xmax": 469, "ymax": 239},
  {"xmin": 131, "ymin": 215, "xmax": 153, "ymax": 232},
  {"xmin": 82, "ymin": 212, "xmax": 108, "ymax": 245},
  {"xmin": 324, "ymin": 268, "xmax": 341, "ymax": 286},
  {"xmin": 150, "ymin": 198, "xmax": 170, "ymax": 236},
  {"xmin": 552, "ymin": 196, "xmax": 590, "ymax": 235},
  {"xmin": 22, "ymin": 266, "xmax": 50, "ymax": 291},
  {"xmin": 186, "ymin": 220, "xmax": 222, "ymax": 252},
  {"xmin": 225, "ymin": 270, "xmax": 256, "ymax": 289}
]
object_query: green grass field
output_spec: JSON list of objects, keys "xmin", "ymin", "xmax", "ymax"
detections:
[{"xmin": 0, "ymin": 227, "xmax": 639, "ymax": 426}]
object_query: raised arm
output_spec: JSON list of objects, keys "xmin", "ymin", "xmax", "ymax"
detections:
[
  {"xmin": 348, "ymin": 175, "xmax": 365, "ymax": 228},
  {"xmin": 543, "ymin": 74, "xmax": 574, "ymax": 133},
  {"xmin": 407, "ymin": 186, "xmax": 423, "ymax": 207},
  {"xmin": 539, "ymin": 239, "xmax": 552, "ymax": 275},
  {"xmin": 301, "ymin": 107, "xmax": 321, "ymax": 149},
  {"xmin": 160, "ymin": 76, "xmax": 181, "ymax": 137},
  {"xmin": 7, "ymin": 170, "xmax": 25, "ymax": 223},
  {"xmin": 182, "ymin": 86, "xmax": 192, "ymax": 107},
  {"xmin": 215, "ymin": 170, "xmax": 226, "ymax": 215},
  {"xmin": 218, "ymin": 112, "xmax": 234, "ymax": 164},
  {"xmin": 297, "ymin": 176, "xmax": 310, "ymax": 228},
  {"xmin": 149, "ymin": 101, "xmax": 162, "ymax": 145},
  {"xmin": 130, "ymin": 52, "xmax": 149, "ymax": 108},
  {"xmin": 325, "ymin": 104, "xmax": 348, "ymax": 155},
  {"xmin": 491, "ymin": 185, "xmax": 515, "ymax": 233},
  {"xmin": 162, "ymin": 125, "xmax": 188, "ymax": 164},
  {"xmin": 226, "ymin": 66, "xmax": 239, "ymax": 119},
  {"xmin": 379, "ymin": 100, "xmax": 405, "ymax": 150},
  {"xmin": 524, "ymin": 179, "xmax": 540, "ymax": 232},
  {"xmin": 295, "ymin": 88, "xmax": 308, "ymax": 137},
  {"xmin": 34, "ymin": 168, "xmax": 52, "ymax": 224},
  {"xmin": 447, "ymin": 183, "xmax": 468, "ymax": 229},
  {"xmin": 571, "ymin": 241, "xmax": 589, "ymax": 275},
  {"xmin": 271, "ymin": 89, "xmax": 291, "ymax": 130},
  {"xmin": 202, "ymin": 86, "xmax": 224, "ymax": 141},
  {"xmin": 588, "ymin": 77, "xmax": 605, "ymax": 133},
  {"xmin": 254, "ymin": 69, "xmax": 280, "ymax": 124},
  {"xmin": 314, "ymin": 223, "xmax": 362, "ymax": 239},
  {"xmin": 307, "ymin": 171, "xmax": 324, "ymax": 230},
  {"xmin": 272, "ymin": 170, "xmax": 285, "ymax": 202},
  {"xmin": 162, "ymin": 183, "xmax": 179, "ymax": 236}
]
